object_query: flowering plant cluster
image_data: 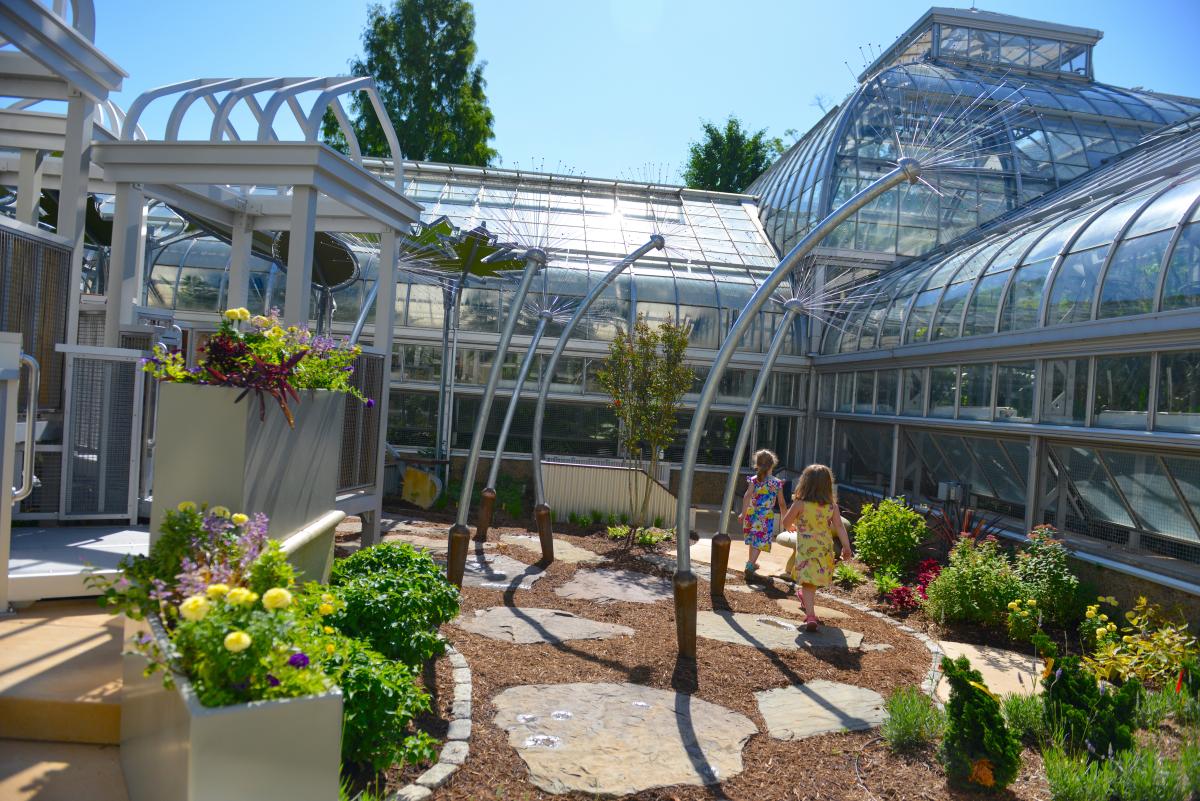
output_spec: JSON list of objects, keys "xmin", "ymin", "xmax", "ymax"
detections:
[
  {"xmin": 142, "ymin": 308, "xmax": 371, "ymax": 426},
  {"xmin": 1082, "ymin": 595, "xmax": 1198, "ymax": 687}
]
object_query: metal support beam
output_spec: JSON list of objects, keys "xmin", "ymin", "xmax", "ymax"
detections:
[
  {"xmin": 487, "ymin": 314, "xmax": 549, "ymax": 491},
  {"xmin": 60, "ymin": 92, "xmax": 95, "ymax": 345},
  {"xmin": 363, "ymin": 228, "xmax": 398, "ymax": 550},
  {"xmin": 104, "ymin": 182, "xmax": 146, "ymax": 346},
  {"xmin": 226, "ymin": 213, "xmax": 253, "ymax": 311},
  {"xmin": 283, "ymin": 185, "xmax": 317, "ymax": 328},
  {"xmin": 15, "ymin": 148, "xmax": 45, "ymax": 226},
  {"xmin": 672, "ymin": 159, "xmax": 922, "ymax": 658}
]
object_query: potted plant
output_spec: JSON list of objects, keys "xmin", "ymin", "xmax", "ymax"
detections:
[
  {"xmin": 98, "ymin": 503, "xmax": 344, "ymax": 801},
  {"xmin": 144, "ymin": 309, "xmax": 372, "ymax": 561}
]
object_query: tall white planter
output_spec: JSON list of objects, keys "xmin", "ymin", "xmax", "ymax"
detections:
[
  {"xmin": 150, "ymin": 383, "xmax": 345, "ymax": 577},
  {"xmin": 121, "ymin": 617, "xmax": 342, "ymax": 801}
]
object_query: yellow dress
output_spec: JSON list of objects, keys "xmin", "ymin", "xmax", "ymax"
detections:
[{"xmin": 791, "ymin": 501, "xmax": 838, "ymax": 587}]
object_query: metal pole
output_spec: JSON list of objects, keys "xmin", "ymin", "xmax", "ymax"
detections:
[
  {"xmin": 672, "ymin": 158, "xmax": 921, "ymax": 657},
  {"xmin": 435, "ymin": 275, "xmax": 464, "ymax": 487},
  {"xmin": 716, "ymin": 305, "xmax": 800, "ymax": 537},
  {"xmin": 530, "ymin": 236, "xmax": 664, "ymax": 506}
]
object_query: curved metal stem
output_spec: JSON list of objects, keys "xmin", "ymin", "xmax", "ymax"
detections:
[
  {"xmin": 486, "ymin": 314, "xmax": 549, "ymax": 489},
  {"xmin": 455, "ymin": 249, "xmax": 545, "ymax": 526},
  {"xmin": 673, "ymin": 159, "xmax": 921, "ymax": 572},
  {"xmin": 716, "ymin": 305, "xmax": 799, "ymax": 535},
  {"xmin": 530, "ymin": 235, "xmax": 664, "ymax": 505}
]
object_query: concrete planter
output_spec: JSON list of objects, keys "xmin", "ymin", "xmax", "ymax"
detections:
[
  {"xmin": 121, "ymin": 616, "xmax": 342, "ymax": 801},
  {"xmin": 150, "ymin": 383, "xmax": 345, "ymax": 578}
]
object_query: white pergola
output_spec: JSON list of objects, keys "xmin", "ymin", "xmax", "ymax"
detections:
[{"xmin": 89, "ymin": 76, "xmax": 423, "ymax": 542}]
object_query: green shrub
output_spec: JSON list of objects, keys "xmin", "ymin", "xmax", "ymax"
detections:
[
  {"xmin": 833, "ymin": 562, "xmax": 866, "ymax": 589},
  {"xmin": 1001, "ymin": 692, "xmax": 1045, "ymax": 745},
  {"xmin": 653, "ymin": 516, "xmax": 665, "ymax": 529},
  {"xmin": 329, "ymin": 543, "xmax": 460, "ymax": 668},
  {"xmin": 606, "ymin": 524, "xmax": 629, "ymax": 540},
  {"xmin": 606, "ymin": 512, "xmax": 619, "ymax": 526},
  {"xmin": 1134, "ymin": 687, "xmax": 1178, "ymax": 730},
  {"xmin": 635, "ymin": 527, "xmax": 670, "ymax": 548},
  {"xmin": 567, "ymin": 511, "xmax": 582, "ymax": 526},
  {"xmin": 247, "ymin": 540, "xmax": 296, "ymax": 595},
  {"xmin": 923, "ymin": 538, "xmax": 1025, "ymax": 627},
  {"xmin": 619, "ymin": 512, "xmax": 630, "ymax": 525},
  {"xmin": 1013, "ymin": 526, "xmax": 1081, "ymax": 627},
  {"xmin": 852, "ymin": 498, "xmax": 926, "ymax": 574},
  {"xmin": 1043, "ymin": 747, "xmax": 1115, "ymax": 801},
  {"xmin": 1112, "ymin": 747, "xmax": 1188, "ymax": 801},
  {"xmin": 1180, "ymin": 743, "xmax": 1200, "ymax": 799},
  {"xmin": 589, "ymin": 509, "xmax": 604, "ymax": 526},
  {"xmin": 938, "ymin": 655, "xmax": 1022, "ymax": 792},
  {"xmin": 881, "ymin": 686, "xmax": 944, "ymax": 752},
  {"xmin": 1033, "ymin": 633, "xmax": 1140, "ymax": 758},
  {"xmin": 1084, "ymin": 596, "xmax": 1199, "ymax": 689},
  {"xmin": 873, "ymin": 569, "xmax": 902, "ymax": 598}
]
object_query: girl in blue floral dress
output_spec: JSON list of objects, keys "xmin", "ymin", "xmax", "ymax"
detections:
[{"xmin": 738, "ymin": 449, "xmax": 787, "ymax": 576}]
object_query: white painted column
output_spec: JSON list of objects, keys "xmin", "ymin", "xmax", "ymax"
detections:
[
  {"xmin": 361, "ymin": 228, "xmax": 398, "ymax": 548},
  {"xmin": 283, "ymin": 186, "xmax": 317, "ymax": 328},
  {"xmin": 227, "ymin": 214, "xmax": 253, "ymax": 311},
  {"xmin": 60, "ymin": 92, "xmax": 96, "ymax": 345},
  {"xmin": 15, "ymin": 149, "xmax": 45, "ymax": 226},
  {"xmin": 104, "ymin": 183, "xmax": 147, "ymax": 346}
]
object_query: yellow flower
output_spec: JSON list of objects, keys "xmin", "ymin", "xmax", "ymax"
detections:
[
  {"xmin": 1026, "ymin": 599, "xmax": 1037, "ymax": 608},
  {"xmin": 262, "ymin": 588, "xmax": 292, "ymax": 611},
  {"xmin": 1106, "ymin": 623, "xmax": 1117, "ymax": 633},
  {"xmin": 250, "ymin": 315, "xmax": 271, "ymax": 328},
  {"xmin": 1041, "ymin": 657, "xmax": 1056, "ymax": 680},
  {"xmin": 1098, "ymin": 614, "xmax": 1108, "ymax": 622},
  {"xmin": 325, "ymin": 643, "xmax": 336, "ymax": 655},
  {"xmin": 1085, "ymin": 609, "xmax": 1096, "ymax": 619},
  {"xmin": 223, "ymin": 309, "xmax": 241, "ymax": 321},
  {"xmin": 223, "ymin": 631, "xmax": 252, "ymax": 653},
  {"xmin": 1019, "ymin": 610, "xmax": 1030, "ymax": 618},
  {"xmin": 237, "ymin": 308, "xmax": 251, "ymax": 321},
  {"xmin": 226, "ymin": 587, "xmax": 258, "ymax": 606},
  {"xmin": 179, "ymin": 595, "xmax": 210, "ymax": 622},
  {"xmin": 231, "ymin": 513, "xmax": 249, "ymax": 526},
  {"xmin": 323, "ymin": 626, "xmax": 333, "ymax": 634},
  {"xmin": 1007, "ymin": 601, "xmax": 1019, "ymax": 611},
  {"xmin": 177, "ymin": 501, "xmax": 197, "ymax": 513},
  {"xmin": 318, "ymin": 603, "xmax": 334, "ymax": 616},
  {"xmin": 321, "ymin": 594, "xmax": 334, "ymax": 604},
  {"xmin": 210, "ymin": 506, "xmax": 230, "ymax": 518},
  {"xmin": 206, "ymin": 583, "xmax": 230, "ymax": 599}
]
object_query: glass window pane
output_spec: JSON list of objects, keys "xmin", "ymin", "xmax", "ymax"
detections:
[
  {"xmin": 929, "ymin": 366, "xmax": 958, "ymax": 418},
  {"xmin": 959, "ymin": 363, "xmax": 993, "ymax": 420},
  {"xmin": 678, "ymin": 305, "xmax": 719, "ymax": 349},
  {"xmin": 1046, "ymin": 246, "xmax": 1109, "ymax": 325},
  {"xmin": 1072, "ymin": 193, "xmax": 1152, "ymax": 251},
  {"xmin": 904, "ymin": 288, "xmax": 942, "ymax": 343},
  {"xmin": 1157, "ymin": 350, "xmax": 1200, "ymax": 433},
  {"xmin": 962, "ymin": 272, "xmax": 1008, "ymax": 336},
  {"xmin": 901, "ymin": 368, "xmax": 925, "ymax": 416},
  {"xmin": 836, "ymin": 372, "xmax": 854, "ymax": 412},
  {"xmin": 965, "ymin": 436, "xmax": 1027, "ymax": 506},
  {"xmin": 1053, "ymin": 444, "xmax": 1136, "ymax": 528},
  {"xmin": 1042, "ymin": 358, "xmax": 1088, "ymax": 426},
  {"xmin": 818, "ymin": 373, "xmax": 835, "ymax": 411},
  {"xmin": 1100, "ymin": 450, "xmax": 1196, "ymax": 538},
  {"xmin": 1125, "ymin": 178, "xmax": 1200, "ymax": 238},
  {"xmin": 458, "ymin": 287, "xmax": 500, "ymax": 333},
  {"xmin": 855, "ymin": 371, "xmax": 875, "ymax": 413},
  {"xmin": 405, "ymin": 283, "xmax": 445, "ymax": 328},
  {"xmin": 1162, "ymin": 456, "xmax": 1200, "ymax": 545},
  {"xmin": 931, "ymin": 281, "xmax": 971, "ymax": 340},
  {"xmin": 876, "ymin": 369, "xmax": 898, "ymax": 415},
  {"xmin": 996, "ymin": 362, "xmax": 1035, "ymax": 422},
  {"xmin": 1094, "ymin": 354, "xmax": 1150, "ymax": 429},
  {"xmin": 999, "ymin": 258, "xmax": 1052, "ymax": 331},
  {"xmin": 1162, "ymin": 222, "xmax": 1200, "ymax": 311},
  {"xmin": 1098, "ymin": 230, "xmax": 1172, "ymax": 318}
]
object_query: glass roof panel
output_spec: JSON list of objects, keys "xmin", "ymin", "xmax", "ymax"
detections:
[
  {"xmin": 1124, "ymin": 176, "xmax": 1200, "ymax": 238},
  {"xmin": 1071, "ymin": 191, "xmax": 1155, "ymax": 251}
]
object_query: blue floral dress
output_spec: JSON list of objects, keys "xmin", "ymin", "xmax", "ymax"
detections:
[{"xmin": 743, "ymin": 475, "xmax": 783, "ymax": 551}]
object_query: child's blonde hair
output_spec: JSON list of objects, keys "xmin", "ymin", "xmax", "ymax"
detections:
[
  {"xmin": 753, "ymin": 449, "xmax": 778, "ymax": 481},
  {"xmin": 795, "ymin": 464, "xmax": 836, "ymax": 505}
]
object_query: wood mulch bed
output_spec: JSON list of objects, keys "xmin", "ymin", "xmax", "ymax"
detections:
[{"xmin": 351, "ymin": 511, "xmax": 1065, "ymax": 800}]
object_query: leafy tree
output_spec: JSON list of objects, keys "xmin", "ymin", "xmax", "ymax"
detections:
[
  {"xmin": 682, "ymin": 116, "xmax": 779, "ymax": 193},
  {"xmin": 596, "ymin": 316, "xmax": 694, "ymax": 532},
  {"xmin": 323, "ymin": 0, "xmax": 497, "ymax": 165}
]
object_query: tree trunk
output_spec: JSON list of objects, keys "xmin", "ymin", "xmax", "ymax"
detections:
[{"xmin": 637, "ymin": 450, "xmax": 657, "ymax": 532}]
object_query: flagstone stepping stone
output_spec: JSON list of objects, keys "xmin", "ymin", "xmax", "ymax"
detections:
[
  {"xmin": 554, "ymin": 568, "xmax": 672, "ymax": 604},
  {"xmin": 501, "ymin": 535, "xmax": 607, "ymax": 564},
  {"xmin": 695, "ymin": 610, "xmax": 864, "ymax": 651},
  {"xmin": 935, "ymin": 641, "xmax": 1042, "ymax": 703},
  {"xmin": 755, "ymin": 681, "xmax": 886, "ymax": 740},
  {"xmin": 462, "ymin": 552, "xmax": 545, "ymax": 591},
  {"xmin": 456, "ymin": 607, "xmax": 634, "ymax": 644},
  {"xmin": 774, "ymin": 599, "xmax": 852, "ymax": 622},
  {"xmin": 383, "ymin": 530, "xmax": 496, "ymax": 554},
  {"xmin": 636, "ymin": 552, "xmax": 711, "ymax": 580},
  {"xmin": 493, "ymin": 682, "xmax": 757, "ymax": 796}
]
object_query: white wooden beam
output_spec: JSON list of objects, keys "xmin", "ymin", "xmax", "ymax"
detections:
[
  {"xmin": 226, "ymin": 213, "xmax": 253, "ymax": 311},
  {"xmin": 59, "ymin": 91, "xmax": 94, "ymax": 346},
  {"xmin": 283, "ymin": 186, "xmax": 317, "ymax": 328}
]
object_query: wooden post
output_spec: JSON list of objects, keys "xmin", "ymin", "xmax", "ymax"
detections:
[
  {"xmin": 674, "ymin": 570, "xmax": 698, "ymax": 659},
  {"xmin": 535, "ymin": 503, "xmax": 554, "ymax": 564},
  {"xmin": 447, "ymin": 523, "xmax": 470, "ymax": 588},
  {"xmin": 475, "ymin": 487, "xmax": 496, "ymax": 542},
  {"xmin": 709, "ymin": 532, "xmax": 731, "ymax": 597}
]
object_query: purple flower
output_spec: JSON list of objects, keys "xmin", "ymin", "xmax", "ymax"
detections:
[
  {"xmin": 266, "ymin": 674, "xmax": 280, "ymax": 687},
  {"xmin": 288, "ymin": 652, "xmax": 310, "ymax": 668},
  {"xmin": 365, "ymin": 398, "xmax": 375, "ymax": 408}
]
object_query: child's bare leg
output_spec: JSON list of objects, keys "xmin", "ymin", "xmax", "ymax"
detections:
[
  {"xmin": 802, "ymin": 584, "xmax": 818, "ymax": 620},
  {"xmin": 747, "ymin": 546, "xmax": 761, "ymax": 566}
]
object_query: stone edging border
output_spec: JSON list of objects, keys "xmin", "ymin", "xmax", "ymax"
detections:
[{"xmin": 388, "ymin": 643, "xmax": 472, "ymax": 801}]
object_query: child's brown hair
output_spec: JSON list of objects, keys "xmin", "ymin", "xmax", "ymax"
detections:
[
  {"xmin": 794, "ymin": 464, "xmax": 836, "ymax": 505},
  {"xmin": 753, "ymin": 449, "xmax": 778, "ymax": 481}
]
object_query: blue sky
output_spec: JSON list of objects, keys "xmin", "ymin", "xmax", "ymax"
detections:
[{"xmin": 95, "ymin": 0, "xmax": 1200, "ymax": 182}]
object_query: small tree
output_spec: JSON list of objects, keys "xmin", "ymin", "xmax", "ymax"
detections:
[
  {"xmin": 682, "ymin": 116, "xmax": 779, "ymax": 193},
  {"xmin": 596, "ymin": 315, "xmax": 693, "ymax": 532}
]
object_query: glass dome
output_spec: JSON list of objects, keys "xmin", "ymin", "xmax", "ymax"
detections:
[
  {"xmin": 750, "ymin": 61, "xmax": 1200, "ymax": 261},
  {"xmin": 822, "ymin": 122, "xmax": 1200, "ymax": 354}
]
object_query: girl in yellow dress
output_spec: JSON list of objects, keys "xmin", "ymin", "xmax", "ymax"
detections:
[{"xmin": 780, "ymin": 464, "xmax": 853, "ymax": 632}]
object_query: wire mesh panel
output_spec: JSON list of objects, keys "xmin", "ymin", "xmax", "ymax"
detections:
[
  {"xmin": 0, "ymin": 225, "xmax": 70, "ymax": 411},
  {"xmin": 337, "ymin": 352, "xmax": 384, "ymax": 492},
  {"xmin": 77, "ymin": 311, "xmax": 106, "ymax": 346},
  {"xmin": 14, "ymin": 446, "xmax": 62, "ymax": 517},
  {"xmin": 62, "ymin": 354, "xmax": 140, "ymax": 518}
]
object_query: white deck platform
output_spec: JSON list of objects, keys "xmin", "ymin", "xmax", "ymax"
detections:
[{"xmin": 8, "ymin": 525, "xmax": 149, "ymax": 603}]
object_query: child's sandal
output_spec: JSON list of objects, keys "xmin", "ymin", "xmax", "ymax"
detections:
[
  {"xmin": 744, "ymin": 561, "xmax": 756, "ymax": 573},
  {"xmin": 804, "ymin": 615, "xmax": 819, "ymax": 633}
]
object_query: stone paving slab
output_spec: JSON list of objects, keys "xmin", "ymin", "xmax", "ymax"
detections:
[
  {"xmin": 383, "ymin": 531, "xmax": 496, "ymax": 554},
  {"xmin": 455, "ymin": 607, "xmax": 634, "ymax": 644},
  {"xmin": 463, "ymin": 552, "xmax": 545, "ymax": 591},
  {"xmin": 493, "ymin": 682, "xmax": 757, "ymax": 796},
  {"xmin": 935, "ymin": 641, "xmax": 1042, "ymax": 703},
  {"xmin": 555, "ymin": 568, "xmax": 672, "ymax": 604},
  {"xmin": 636, "ymin": 552, "xmax": 711, "ymax": 581},
  {"xmin": 695, "ymin": 611, "xmax": 864, "ymax": 651},
  {"xmin": 501, "ymin": 535, "xmax": 607, "ymax": 565},
  {"xmin": 774, "ymin": 599, "xmax": 852, "ymax": 621},
  {"xmin": 755, "ymin": 680, "xmax": 886, "ymax": 740}
]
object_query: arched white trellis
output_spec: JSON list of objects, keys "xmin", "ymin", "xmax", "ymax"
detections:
[{"xmin": 121, "ymin": 77, "xmax": 403, "ymax": 191}]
